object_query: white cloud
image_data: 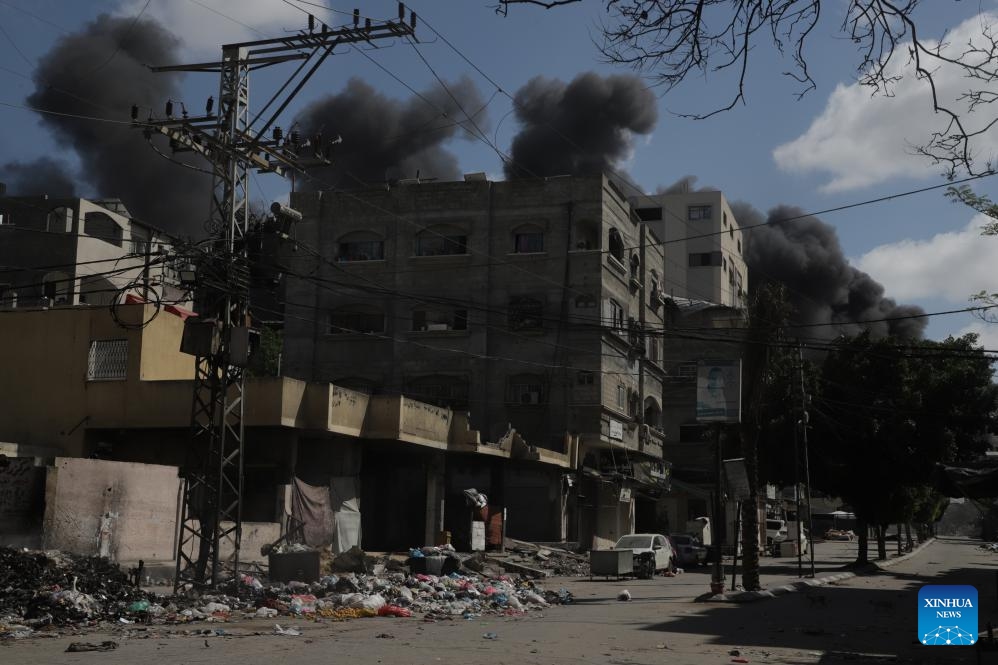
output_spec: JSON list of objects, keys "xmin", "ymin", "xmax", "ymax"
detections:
[
  {"xmin": 117, "ymin": 0, "xmax": 308, "ymax": 56},
  {"xmin": 773, "ymin": 12, "xmax": 998, "ymax": 192},
  {"xmin": 854, "ymin": 214, "xmax": 998, "ymax": 302},
  {"xmin": 953, "ymin": 319, "xmax": 998, "ymax": 350}
]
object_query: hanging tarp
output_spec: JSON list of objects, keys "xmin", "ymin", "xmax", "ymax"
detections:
[{"xmin": 291, "ymin": 477, "xmax": 335, "ymax": 548}]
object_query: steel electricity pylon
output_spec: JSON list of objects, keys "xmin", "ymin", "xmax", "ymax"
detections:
[{"xmin": 136, "ymin": 5, "xmax": 416, "ymax": 590}]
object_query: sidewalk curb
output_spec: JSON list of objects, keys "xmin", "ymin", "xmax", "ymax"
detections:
[{"xmin": 700, "ymin": 537, "xmax": 936, "ymax": 604}]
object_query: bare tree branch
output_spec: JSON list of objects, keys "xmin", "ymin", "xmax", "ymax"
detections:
[{"xmin": 497, "ymin": 0, "xmax": 998, "ymax": 175}]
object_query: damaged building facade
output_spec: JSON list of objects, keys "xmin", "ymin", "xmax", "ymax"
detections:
[{"xmin": 282, "ymin": 174, "xmax": 671, "ymax": 550}]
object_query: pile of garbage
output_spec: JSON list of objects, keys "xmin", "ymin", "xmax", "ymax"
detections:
[
  {"xmin": 1, "ymin": 547, "xmax": 152, "ymax": 638},
  {"xmin": 1, "ymin": 546, "xmax": 573, "ymax": 640}
]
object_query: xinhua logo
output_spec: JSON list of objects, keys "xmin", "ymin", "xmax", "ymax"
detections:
[{"xmin": 918, "ymin": 585, "xmax": 978, "ymax": 646}]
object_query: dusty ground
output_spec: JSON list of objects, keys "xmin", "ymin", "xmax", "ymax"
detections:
[{"xmin": 2, "ymin": 537, "xmax": 990, "ymax": 664}]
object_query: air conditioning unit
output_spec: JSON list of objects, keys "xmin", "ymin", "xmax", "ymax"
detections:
[{"xmin": 520, "ymin": 391, "xmax": 541, "ymax": 405}]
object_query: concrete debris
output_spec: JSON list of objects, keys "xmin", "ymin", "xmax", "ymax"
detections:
[{"xmin": 499, "ymin": 539, "xmax": 590, "ymax": 577}]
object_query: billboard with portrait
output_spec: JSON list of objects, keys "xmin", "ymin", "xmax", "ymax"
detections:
[{"xmin": 696, "ymin": 359, "xmax": 741, "ymax": 423}]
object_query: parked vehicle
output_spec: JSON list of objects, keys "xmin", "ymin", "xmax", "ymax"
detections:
[
  {"xmin": 766, "ymin": 518, "xmax": 788, "ymax": 545},
  {"xmin": 669, "ymin": 534, "xmax": 708, "ymax": 567},
  {"xmin": 612, "ymin": 533, "xmax": 676, "ymax": 579}
]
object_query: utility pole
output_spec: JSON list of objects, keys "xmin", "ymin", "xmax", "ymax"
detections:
[
  {"xmin": 798, "ymin": 343, "xmax": 815, "ymax": 578},
  {"xmin": 137, "ymin": 6, "xmax": 416, "ymax": 590}
]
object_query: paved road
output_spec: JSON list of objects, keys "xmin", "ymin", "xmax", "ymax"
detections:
[{"xmin": 3, "ymin": 537, "xmax": 989, "ymax": 664}]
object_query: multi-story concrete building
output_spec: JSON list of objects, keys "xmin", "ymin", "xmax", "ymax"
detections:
[
  {"xmin": 0, "ymin": 196, "xmax": 183, "ymax": 308},
  {"xmin": 630, "ymin": 190, "xmax": 747, "ymax": 309},
  {"xmin": 283, "ymin": 174, "xmax": 672, "ymax": 547}
]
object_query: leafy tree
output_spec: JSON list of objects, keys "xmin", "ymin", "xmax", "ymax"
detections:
[
  {"xmin": 247, "ymin": 326, "xmax": 282, "ymax": 377},
  {"xmin": 496, "ymin": 0, "xmax": 998, "ymax": 173},
  {"xmin": 812, "ymin": 333, "xmax": 997, "ymax": 562}
]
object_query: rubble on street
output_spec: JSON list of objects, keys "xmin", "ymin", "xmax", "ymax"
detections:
[{"xmin": 0, "ymin": 546, "xmax": 575, "ymax": 641}]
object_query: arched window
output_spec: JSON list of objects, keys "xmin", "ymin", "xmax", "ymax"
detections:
[
  {"xmin": 84, "ymin": 212, "xmax": 123, "ymax": 246},
  {"xmin": 328, "ymin": 304, "xmax": 384, "ymax": 334},
  {"xmin": 47, "ymin": 206, "xmax": 74, "ymax": 233},
  {"xmin": 507, "ymin": 374, "xmax": 546, "ymax": 405},
  {"xmin": 629, "ymin": 253, "xmax": 640, "ymax": 280},
  {"xmin": 512, "ymin": 224, "xmax": 544, "ymax": 253},
  {"xmin": 608, "ymin": 228, "xmax": 624, "ymax": 263},
  {"xmin": 336, "ymin": 230, "xmax": 384, "ymax": 262},
  {"xmin": 644, "ymin": 397, "xmax": 662, "ymax": 428},
  {"xmin": 414, "ymin": 224, "xmax": 467, "ymax": 256},
  {"xmin": 508, "ymin": 296, "xmax": 543, "ymax": 331}
]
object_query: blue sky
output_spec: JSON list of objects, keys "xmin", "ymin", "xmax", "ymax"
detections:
[{"xmin": 2, "ymin": 0, "xmax": 998, "ymax": 347}]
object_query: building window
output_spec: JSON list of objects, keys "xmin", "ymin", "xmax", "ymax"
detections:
[
  {"xmin": 513, "ymin": 226, "xmax": 544, "ymax": 253},
  {"xmin": 635, "ymin": 207, "xmax": 662, "ymax": 222},
  {"xmin": 508, "ymin": 296, "xmax": 543, "ymax": 331},
  {"xmin": 84, "ymin": 212, "xmax": 123, "ymax": 247},
  {"xmin": 415, "ymin": 226, "xmax": 467, "ymax": 256},
  {"xmin": 606, "ymin": 299, "xmax": 625, "ymax": 331},
  {"xmin": 411, "ymin": 307, "xmax": 467, "ymax": 332},
  {"xmin": 47, "ymin": 206, "xmax": 73, "ymax": 233},
  {"xmin": 647, "ymin": 335, "xmax": 661, "ymax": 362},
  {"xmin": 616, "ymin": 383, "xmax": 626, "ymax": 409},
  {"xmin": 43, "ymin": 271, "xmax": 71, "ymax": 304},
  {"xmin": 723, "ymin": 211, "xmax": 728, "ymax": 227},
  {"xmin": 573, "ymin": 219, "xmax": 599, "ymax": 250},
  {"xmin": 336, "ymin": 231, "xmax": 384, "ymax": 262},
  {"xmin": 574, "ymin": 294, "xmax": 597, "ymax": 309},
  {"xmin": 508, "ymin": 374, "xmax": 546, "ymax": 405},
  {"xmin": 687, "ymin": 205, "xmax": 712, "ymax": 221},
  {"xmin": 577, "ymin": 370, "xmax": 595, "ymax": 385},
  {"xmin": 737, "ymin": 239, "xmax": 742, "ymax": 254},
  {"xmin": 329, "ymin": 305, "xmax": 384, "ymax": 334},
  {"xmin": 688, "ymin": 251, "xmax": 722, "ymax": 267},
  {"xmin": 87, "ymin": 339, "xmax": 128, "ymax": 381},
  {"xmin": 608, "ymin": 228, "xmax": 625, "ymax": 263},
  {"xmin": 0, "ymin": 211, "xmax": 8, "ymax": 225},
  {"xmin": 679, "ymin": 423, "xmax": 709, "ymax": 442},
  {"xmin": 629, "ymin": 253, "xmax": 640, "ymax": 281}
]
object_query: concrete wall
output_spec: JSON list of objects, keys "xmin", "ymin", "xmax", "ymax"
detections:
[{"xmin": 42, "ymin": 457, "xmax": 182, "ymax": 562}]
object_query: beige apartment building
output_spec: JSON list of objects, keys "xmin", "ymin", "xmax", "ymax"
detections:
[{"xmin": 630, "ymin": 190, "xmax": 748, "ymax": 309}]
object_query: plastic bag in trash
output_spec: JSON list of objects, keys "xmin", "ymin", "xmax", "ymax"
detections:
[
  {"xmin": 290, "ymin": 594, "xmax": 317, "ymax": 614},
  {"xmin": 273, "ymin": 624, "xmax": 302, "ymax": 636},
  {"xmin": 347, "ymin": 594, "xmax": 386, "ymax": 611},
  {"xmin": 377, "ymin": 605, "xmax": 412, "ymax": 618},
  {"xmin": 254, "ymin": 607, "xmax": 279, "ymax": 618}
]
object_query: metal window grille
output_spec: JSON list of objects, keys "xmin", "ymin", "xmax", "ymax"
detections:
[{"xmin": 87, "ymin": 339, "xmax": 128, "ymax": 380}]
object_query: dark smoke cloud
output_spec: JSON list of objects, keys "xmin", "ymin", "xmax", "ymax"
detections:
[
  {"xmin": 0, "ymin": 158, "xmax": 77, "ymax": 197},
  {"xmin": 294, "ymin": 76, "xmax": 488, "ymax": 187},
  {"xmin": 735, "ymin": 202, "xmax": 926, "ymax": 340},
  {"xmin": 24, "ymin": 14, "xmax": 211, "ymax": 235},
  {"xmin": 505, "ymin": 72, "xmax": 656, "ymax": 179}
]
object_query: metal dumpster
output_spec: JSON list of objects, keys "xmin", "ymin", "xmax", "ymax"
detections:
[{"xmin": 589, "ymin": 549, "xmax": 633, "ymax": 580}]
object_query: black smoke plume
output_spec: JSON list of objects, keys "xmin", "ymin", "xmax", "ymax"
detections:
[
  {"xmin": 21, "ymin": 14, "xmax": 211, "ymax": 235},
  {"xmin": 294, "ymin": 76, "xmax": 488, "ymax": 188},
  {"xmin": 0, "ymin": 158, "xmax": 77, "ymax": 197},
  {"xmin": 735, "ymin": 202, "xmax": 926, "ymax": 340},
  {"xmin": 505, "ymin": 72, "xmax": 656, "ymax": 179}
]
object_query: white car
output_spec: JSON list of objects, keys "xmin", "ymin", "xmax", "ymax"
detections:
[{"xmin": 613, "ymin": 533, "xmax": 677, "ymax": 579}]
